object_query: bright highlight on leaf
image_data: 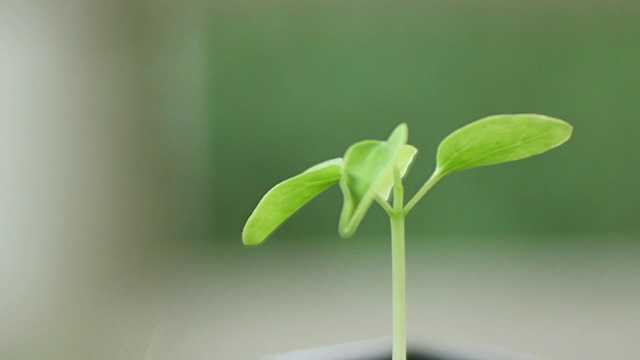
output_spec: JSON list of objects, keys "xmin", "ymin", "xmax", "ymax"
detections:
[
  {"xmin": 338, "ymin": 123, "xmax": 415, "ymax": 239},
  {"xmin": 242, "ymin": 158, "xmax": 343, "ymax": 245},
  {"xmin": 436, "ymin": 114, "xmax": 573, "ymax": 176}
]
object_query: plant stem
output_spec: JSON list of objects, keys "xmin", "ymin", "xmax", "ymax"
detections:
[
  {"xmin": 403, "ymin": 167, "xmax": 444, "ymax": 216},
  {"xmin": 375, "ymin": 195, "xmax": 394, "ymax": 216},
  {"xmin": 391, "ymin": 167, "xmax": 406, "ymax": 360}
]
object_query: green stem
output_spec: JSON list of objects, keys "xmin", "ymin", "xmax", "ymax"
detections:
[
  {"xmin": 375, "ymin": 195, "xmax": 394, "ymax": 216},
  {"xmin": 403, "ymin": 167, "xmax": 444, "ymax": 216},
  {"xmin": 391, "ymin": 167, "xmax": 406, "ymax": 360}
]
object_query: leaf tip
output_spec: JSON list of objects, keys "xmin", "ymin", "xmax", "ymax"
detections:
[
  {"xmin": 241, "ymin": 227, "xmax": 262, "ymax": 246},
  {"xmin": 338, "ymin": 225, "xmax": 354, "ymax": 239},
  {"xmin": 391, "ymin": 122, "xmax": 409, "ymax": 141},
  {"xmin": 531, "ymin": 113, "xmax": 574, "ymax": 144}
]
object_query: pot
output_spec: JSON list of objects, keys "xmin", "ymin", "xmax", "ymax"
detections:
[{"xmin": 264, "ymin": 337, "xmax": 545, "ymax": 360}]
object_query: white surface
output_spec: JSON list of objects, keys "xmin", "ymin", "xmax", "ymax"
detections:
[{"xmin": 144, "ymin": 235, "xmax": 640, "ymax": 360}]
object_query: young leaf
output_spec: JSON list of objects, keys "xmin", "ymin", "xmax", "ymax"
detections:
[
  {"xmin": 242, "ymin": 158, "xmax": 343, "ymax": 246},
  {"xmin": 436, "ymin": 114, "xmax": 573, "ymax": 175},
  {"xmin": 376, "ymin": 145, "xmax": 418, "ymax": 201},
  {"xmin": 338, "ymin": 124, "xmax": 415, "ymax": 239}
]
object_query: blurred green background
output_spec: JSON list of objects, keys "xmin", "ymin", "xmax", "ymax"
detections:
[
  {"xmin": 210, "ymin": 1, "xmax": 639, "ymax": 244},
  {"xmin": 2, "ymin": 1, "xmax": 638, "ymax": 360}
]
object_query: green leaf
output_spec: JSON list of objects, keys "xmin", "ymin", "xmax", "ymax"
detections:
[
  {"xmin": 338, "ymin": 124, "xmax": 414, "ymax": 239},
  {"xmin": 376, "ymin": 145, "xmax": 418, "ymax": 200},
  {"xmin": 242, "ymin": 158, "xmax": 343, "ymax": 246},
  {"xmin": 436, "ymin": 114, "xmax": 573, "ymax": 175}
]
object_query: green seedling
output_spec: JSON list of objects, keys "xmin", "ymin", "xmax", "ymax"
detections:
[{"xmin": 242, "ymin": 114, "xmax": 573, "ymax": 360}]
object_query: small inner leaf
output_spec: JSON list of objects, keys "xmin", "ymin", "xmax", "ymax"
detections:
[
  {"xmin": 338, "ymin": 124, "xmax": 413, "ymax": 239},
  {"xmin": 376, "ymin": 145, "xmax": 417, "ymax": 201},
  {"xmin": 437, "ymin": 114, "xmax": 573, "ymax": 175},
  {"xmin": 242, "ymin": 158, "xmax": 343, "ymax": 246}
]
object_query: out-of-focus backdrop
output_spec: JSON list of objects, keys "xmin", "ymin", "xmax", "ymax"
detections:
[{"xmin": 1, "ymin": 1, "xmax": 638, "ymax": 360}]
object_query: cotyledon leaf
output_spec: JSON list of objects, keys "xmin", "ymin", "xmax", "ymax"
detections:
[
  {"xmin": 242, "ymin": 158, "xmax": 343, "ymax": 246},
  {"xmin": 436, "ymin": 114, "xmax": 573, "ymax": 176},
  {"xmin": 338, "ymin": 123, "xmax": 415, "ymax": 239}
]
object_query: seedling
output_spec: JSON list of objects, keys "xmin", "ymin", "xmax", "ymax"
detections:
[{"xmin": 242, "ymin": 114, "xmax": 572, "ymax": 360}]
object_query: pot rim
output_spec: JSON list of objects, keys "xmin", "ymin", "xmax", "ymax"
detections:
[{"xmin": 263, "ymin": 336, "xmax": 551, "ymax": 360}]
